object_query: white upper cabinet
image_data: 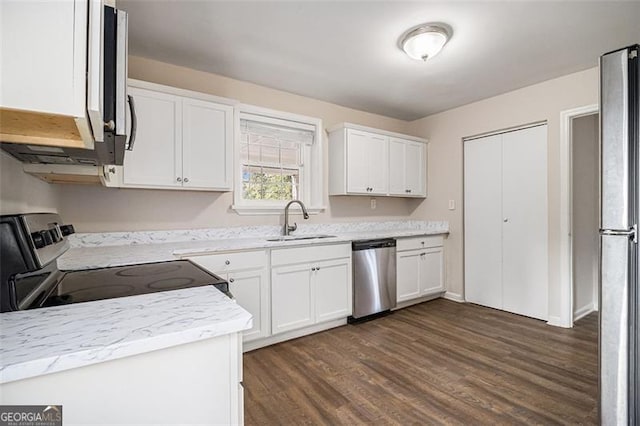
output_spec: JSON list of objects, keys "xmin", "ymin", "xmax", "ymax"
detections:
[
  {"xmin": 328, "ymin": 123, "xmax": 427, "ymax": 198},
  {"xmin": 389, "ymin": 138, "xmax": 426, "ymax": 197},
  {"xmin": 0, "ymin": 0, "xmax": 104, "ymax": 148},
  {"xmin": 123, "ymin": 88, "xmax": 182, "ymax": 187},
  {"xmin": 119, "ymin": 80, "xmax": 235, "ymax": 191},
  {"xmin": 182, "ymin": 98, "xmax": 233, "ymax": 189}
]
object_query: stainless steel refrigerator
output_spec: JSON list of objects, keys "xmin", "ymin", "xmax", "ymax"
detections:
[{"xmin": 600, "ymin": 44, "xmax": 639, "ymax": 426}]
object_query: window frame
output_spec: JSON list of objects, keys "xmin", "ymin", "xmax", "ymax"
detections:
[{"xmin": 232, "ymin": 104, "xmax": 325, "ymax": 215}]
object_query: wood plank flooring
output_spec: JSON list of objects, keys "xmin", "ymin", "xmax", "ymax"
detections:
[{"xmin": 243, "ymin": 299, "xmax": 598, "ymax": 425}]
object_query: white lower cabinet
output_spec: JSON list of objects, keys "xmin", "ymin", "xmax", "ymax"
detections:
[
  {"xmin": 396, "ymin": 237, "xmax": 444, "ymax": 303},
  {"xmin": 187, "ymin": 250, "xmax": 269, "ymax": 343},
  {"xmin": 271, "ymin": 244, "xmax": 352, "ymax": 336},
  {"xmin": 271, "ymin": 264, "xmax": 314, "ymax": 334}
]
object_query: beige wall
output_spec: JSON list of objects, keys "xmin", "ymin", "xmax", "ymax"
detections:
[
  {"xmin": 572, "ymin": 113, "xmax": 599, "ymax": 317},
  {"xmin": 56, "ymin": 56, "xmax": 423, "ymax": 232},
  {"xmin": 0, "ymin": 152, "xmax": 58, "ymax": 215},
  {"xmin": 407, "ymin": 67, "xmax": 599, "ymax": 321}
]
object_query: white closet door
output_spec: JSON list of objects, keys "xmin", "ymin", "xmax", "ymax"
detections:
[
  {"xmin": 464, "ymin": 134, "xmax": 503, "ymax": 310},
  {"xmin": 501, "ymin": 125, "xmax": 548, "ymax": 320}
]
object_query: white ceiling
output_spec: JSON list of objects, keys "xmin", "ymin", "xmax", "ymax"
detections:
[{"xmin": 120, "ymin": 1, "xmax": 640, "ymax": 121}]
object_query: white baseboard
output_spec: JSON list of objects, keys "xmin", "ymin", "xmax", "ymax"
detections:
[
  {"xmin": 443, "ymin": 292, "xmax": 465, "ymax": 303},
  {"xmin": 573, "ymin": 303, "xmax": 597, "ymax": 322},
  {"xmin": 547, "ymin": 315, "xmax": 571, "ymax": 328},
  {"xmin": 394, "ymin": 292, "xmax": 442, "ymax": 310}
]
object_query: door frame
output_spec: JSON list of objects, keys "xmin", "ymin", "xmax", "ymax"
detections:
[{"xmin": 558, "ymin": 104, "xmax": 599, "ymax": 328}]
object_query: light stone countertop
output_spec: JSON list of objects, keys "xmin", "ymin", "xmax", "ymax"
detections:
[
  {"xmin": 0, "ymin": 286, "xmax": 252, "ymax": 384},
  {"xmin": 0, "ymin": 220, "xmax": 447, "ymax": 385},
  {"xmin": 58, "ymin": 223, "xmax": 449, "ymax": 271}
]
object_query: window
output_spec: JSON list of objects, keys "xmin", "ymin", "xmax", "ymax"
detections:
[{"xmin": 233, "ymin": 105, "xmax": 324, "ymax": 215}]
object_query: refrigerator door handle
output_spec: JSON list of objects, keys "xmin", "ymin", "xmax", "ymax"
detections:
[{"xmin": 600, "ymin": 224, "xmax": 638, "ymax": 243}]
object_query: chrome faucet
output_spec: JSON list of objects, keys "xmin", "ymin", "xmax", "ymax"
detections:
[{"xmin": 283, "ymin": 200, "xmax": 309, "ymax": 236}]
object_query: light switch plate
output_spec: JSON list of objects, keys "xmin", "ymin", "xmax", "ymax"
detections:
[
  {"xmin": 371, "ymin": 198, "xmax": 377, "ymax": 210},
  {"xmin": 448, "ymin": 200, "xmax": 455, "ymax": 210}
]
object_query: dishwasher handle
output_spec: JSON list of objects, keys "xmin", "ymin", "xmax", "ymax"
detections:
[{"xmin": 352, "ymin": 238, "xmax": 396, "ymax": 251}]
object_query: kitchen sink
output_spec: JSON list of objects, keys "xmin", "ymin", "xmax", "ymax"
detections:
[{"xmin": 265, "ymin": 234, "xmax": 337, "ymax": 242}]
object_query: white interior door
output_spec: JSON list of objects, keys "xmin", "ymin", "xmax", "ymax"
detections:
[
  {"xmin": 501, "ymin": 125, "xmax": 548, "ymax": 320},
  {"xmin": 464, "ymin": 134, "xmax": 503, "ymax": 310},
  {"xmin": 182, "ymin": 98, "xmax": 233, "ymax": 190},
  {"xmin": 123, "ymin": 87, "xmax": 182, "ymax": 187}
]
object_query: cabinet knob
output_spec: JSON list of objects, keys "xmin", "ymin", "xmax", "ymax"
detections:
[
  {"xmin": 176, "ymin": 177, "xmax": 182, "ymax": 182},
  {"xmin": 316, "ymin": 267, "xmax": 320, "ymax": 271},
  {"xmin": 503, "ymin": 218, "xmax": 509, "ymax": 223},
  {"xmin": 311, "ymin": 267, "xmax": 316, "ymax": 271},
  {"xmin": 225, "ymin": 260, "xmax": 230, "ymax": 265},
  {"xmin": 184, "ymin": 177, "xmax": 189, "ymax": 183},
  {"xmin": 229, "ymin": 278, "xmax": 235, "ymax": 283}
]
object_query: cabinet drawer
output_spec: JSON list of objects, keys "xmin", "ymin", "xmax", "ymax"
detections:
[
  {"xmin": 271, "ymin": 243, "xmax": 351, "ymax": 266},
  {"xmin": 187, "ymin": 250, "xmax": 267, "ymax": 272},
  {"xmin": 397, "ymin": 235, "xmax": 444, "ymax": 251}
]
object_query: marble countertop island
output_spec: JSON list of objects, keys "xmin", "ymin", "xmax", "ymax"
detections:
[{"xmin": 0, "ymin": 287, "xmax": 251, "ymax": 384}]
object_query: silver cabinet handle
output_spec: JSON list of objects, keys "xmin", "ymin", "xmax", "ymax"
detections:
[
  {"xmin": 225, "ymin": 260, "xmax": 230, "ymax": 265},
  {"xmin": 176, "ymin": 177, "xmax": 182, "ymax": 182},
  {"xmin": 229, "ymin": 278, "xmax": 235, "ymax": 283},
  {"xmin": 126, "ymin": 95, "xmax": 137, "ymax": 151},
  {"xmin": 184, "ymin": 177, "xmax": 189, "ymax": 183},
  {"xmin": 503, "ymin": 218, "xmax": 509, "ymax": 223}
]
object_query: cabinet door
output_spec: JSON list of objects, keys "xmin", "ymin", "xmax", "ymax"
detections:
[
  {"xmin": 420, "ymin": 248, "xmax": 444, "ymax": 295},
  {"xmin": 396, "ymin": 251, "xmax": 421, "ymax": 302},
  {"xmin": 314, "ymin": 258, "xmax": 351, "ymax": 323},
  {"xmin": 346, "ymin": 129, "xmax": 372, "ymax": 194},
  {"xmin": 405, "ymin": 141, "xmax": 425, "ymax": 196},
  {"xmin": 464, "ymin": 134, "xmax": 503, "ymax": 310},
  {"xmin": 0, "ymin": 0, "xmax": 86, "ymax": 117},
  {"xmin": 182, "ymin": 98, "xmax": 233, "ymax": 190},
  {"xmin": 367, "ymin": 133, "xmax": 389, "ymax": 195},
  {"xmin": 388, "ymin": 139, "xmax": 406, "ymax": 195},
  {"xmin": 501, "ymin": 125, "xmax": 548, "ymax": 320},
  {"xmin": 271, "ymin": 264, "xmax": 314, "ymax": 334},
  {"xmin": 123, "ymin": 87, "xmax": 182, "ymax": 187},
  {"xmin": 228, "ymin": 268, "xmax": 270, "ymax": 342}
]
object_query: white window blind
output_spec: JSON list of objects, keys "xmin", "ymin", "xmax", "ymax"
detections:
[{"xmin": 239, "ymin": 114, "xmax": 315, "ymax": 202}]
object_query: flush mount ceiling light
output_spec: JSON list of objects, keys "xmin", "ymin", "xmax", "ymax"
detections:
[{"xmin": 399, "ymin": 24, "xmax": 451, "ymax": 62}]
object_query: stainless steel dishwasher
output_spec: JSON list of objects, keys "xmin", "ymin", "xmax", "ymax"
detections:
[{"xmin": 349, "ymin": 238, "xmax": 396, "ymax": 322}]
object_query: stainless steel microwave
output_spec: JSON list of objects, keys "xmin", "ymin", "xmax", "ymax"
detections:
[{"xmin": 1, "ymin": 5, "xmax": 136, "ymax": 166}]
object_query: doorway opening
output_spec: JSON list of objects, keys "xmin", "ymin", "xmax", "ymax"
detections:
[{"xmin": 559, "ymin": 105, "xmax": 599, "ymax": 327}]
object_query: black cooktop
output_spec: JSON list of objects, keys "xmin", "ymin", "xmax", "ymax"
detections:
[{"xmin": 38, "ymin": 260, "xmax": 229, "ymax": 307}]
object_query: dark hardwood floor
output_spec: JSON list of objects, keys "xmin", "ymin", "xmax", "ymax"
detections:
[{"xmin": 243, "ymin": 299, "xmax": 598, "ymax": 425}]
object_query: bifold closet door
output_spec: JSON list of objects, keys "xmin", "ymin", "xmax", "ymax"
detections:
[
  {"xmin": 464, "ymin": 125, "xmax": 548, "ymax": 320},
  {"xmin": 464, "ymin": 134, "xmax": 503, "ymax": 310},
  {"xmin": 501, "ymin": 125, "xmax": 548, "ymax": 320}
]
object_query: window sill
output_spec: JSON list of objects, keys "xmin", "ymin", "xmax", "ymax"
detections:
[{"xmin": 231, "ymin": 205, "xmax": 326, "ymax": 216}]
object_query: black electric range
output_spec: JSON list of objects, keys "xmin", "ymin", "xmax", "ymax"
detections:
[{"xmin": 1, "ymin": 214, "xmax": 230, "ymax": 313}]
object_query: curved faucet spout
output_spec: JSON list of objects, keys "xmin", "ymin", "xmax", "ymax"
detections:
[{"xmin": 284, "ymin": 200, "xmax": 309, "ymax": 236}]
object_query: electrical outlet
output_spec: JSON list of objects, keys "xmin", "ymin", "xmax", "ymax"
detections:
[
  {"xmin": 370, "ymin": 198, "xmax": 377, "ymax": 210},
  {"xmin": 448, "ymin": 200, "xmax": 455, "ymax": 210}
]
